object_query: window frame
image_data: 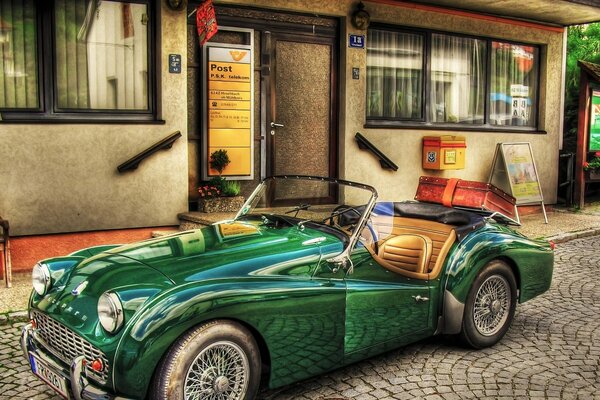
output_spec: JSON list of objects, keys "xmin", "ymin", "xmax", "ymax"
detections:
[
  {"xmin": 0, "ymin": 0, "xmax": 160, "ymax": 123},
  {"xmin": 365, "ymin": 23, "xmax": 543, "ymax": 133}
]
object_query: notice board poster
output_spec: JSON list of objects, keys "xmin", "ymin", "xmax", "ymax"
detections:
[
  {"xmin": 490, "ymin": 143, "xmax": 543, "ymax": 205},
  {"xmin": 203, "ymin": 37, "xmax": 254, "ymax": 179},
  {"xmin": 589, "ymin": 90, "xmax": 600, "ymax": 151}
]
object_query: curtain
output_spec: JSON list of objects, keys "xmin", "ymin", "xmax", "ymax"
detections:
[
  {"xmin": 490, "ymin": 42, "xmax": 538, "ymax": 127},
  {"xmin": 55, "ymin": 0, "xmax": 148, "ymax": 110},
  {"xmin": 367, "ymin": 29, "xmax": 423, "ymax": 119},
  {"xmin": 430, "ymin": 34, "xmax": 486, "ymax": 124},
  {"xmin": 0, "ymin": 0, "xmax": 38, "ymax": 109},
  {"xmin": 55, "ymin": 0, "xmax": 90, "ymax": 109}
]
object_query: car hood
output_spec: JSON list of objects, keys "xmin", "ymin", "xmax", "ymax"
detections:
[{"xmin": 105, "ymin": 220, "xmax": 344, "ymax": 284}]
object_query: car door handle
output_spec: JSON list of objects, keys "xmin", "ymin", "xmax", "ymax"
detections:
[{"xmin": 412, "ymin": 295, "xmax": 429, "ymax": 303}]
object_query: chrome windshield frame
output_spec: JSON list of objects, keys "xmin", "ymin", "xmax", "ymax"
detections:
[{"xmin": 234, "ymin": 175, "xmax": 379, "ymax": 267}]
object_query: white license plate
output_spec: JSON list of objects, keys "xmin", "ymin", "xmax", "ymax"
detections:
[{"xmin": 30, "ymin": 353, "xmax": 69, "ymax": 399}]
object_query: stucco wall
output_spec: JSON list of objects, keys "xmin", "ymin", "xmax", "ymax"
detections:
[
  {"xmin": 343, "ymin": 3, "xmax": 562, "ymax": 205},
  {"xmin": 218, "ymin": 0, "xmax": 562, "ymax": 204},
  {"xmin": 0, "ymin": 3, "xmax": 188, "ymax": 236}
]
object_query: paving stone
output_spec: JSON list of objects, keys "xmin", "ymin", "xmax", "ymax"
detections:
[{"xmin": 2, "ymin": 235, "xmax": 600, "ymax": 399}]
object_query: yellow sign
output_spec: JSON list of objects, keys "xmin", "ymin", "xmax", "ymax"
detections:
[
  {"xmin": 444, "ymin": 149, "xmax": 456, "ymax": 164},
  {"xmin": 489, "ymin": 142, "xmax": 543, "ymax": 205},
  {"xmin": 217, "ymin": 222, "xmax": 260, "ymax": 240},
  {"xmin": 207, "ymin": 46, "xmax": 253, "ymax": 177}
]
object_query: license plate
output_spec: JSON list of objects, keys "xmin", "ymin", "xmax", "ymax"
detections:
[{"xmin": 30, "ymin": 353, "xmax": 69, "ymax": 399}]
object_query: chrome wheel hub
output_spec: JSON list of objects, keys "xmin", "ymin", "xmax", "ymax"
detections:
[
  {"xmin": 473, "ymin": 275, "xmax": 511, "ymax": 336},
  {"xmin": 184, "ymin": 341, "xmax": 249, "ymax": 400},
  {"xmin": 214, "ymin": 376, "xmax": 230, "ymax": 393}
]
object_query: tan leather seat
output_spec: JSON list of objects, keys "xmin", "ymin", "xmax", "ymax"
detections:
[{"xmin": 378, "ymin": 234, "xmax": 433, "ymax": 275}]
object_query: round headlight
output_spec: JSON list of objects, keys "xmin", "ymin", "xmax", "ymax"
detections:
[
  {"xmin": 98, "ymin": 292, "xmax": 124, "ymax": 334},
  {"xmin": 32, "ymin": 263, "xmax": 51, "ymax": 296}
]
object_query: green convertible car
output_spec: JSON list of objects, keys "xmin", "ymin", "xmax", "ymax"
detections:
[{"xmin": 21, "ymin": 176, "xmax": 553, "ymax": 400}]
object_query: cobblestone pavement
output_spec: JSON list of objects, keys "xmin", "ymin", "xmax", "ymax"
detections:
[{"xmin": 2, "ymin": 236, "xmax": 599, "ymax": 400}]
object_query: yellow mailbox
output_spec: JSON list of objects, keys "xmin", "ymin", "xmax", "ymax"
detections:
[{"xmin": 422, "ymin": 135, "xmax": 466, "ymax": 170}]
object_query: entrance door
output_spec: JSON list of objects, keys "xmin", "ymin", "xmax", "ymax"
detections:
[{"xmin": 264, "ymin": 31, "xmax": 338, "ymax": 204}]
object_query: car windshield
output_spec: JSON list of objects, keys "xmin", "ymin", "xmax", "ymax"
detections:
[{"xmin": 234, "ymin": 176, "xmax": 377, "ymax": 243}]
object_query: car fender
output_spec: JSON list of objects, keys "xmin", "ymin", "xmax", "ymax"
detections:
[
  {"xmin": 440, "ymin": 225, "xmax": 553, "ymax": 334},
  {"xmin": 112, "ymin": 276, "xmax": 346, "ymax": 398}
]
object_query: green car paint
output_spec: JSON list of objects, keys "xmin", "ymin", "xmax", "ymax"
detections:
[
  {"xmin": 24, "ymin": 177, "xmax": 554, "ymax": 399},
  {"xmin": 443, "ymin": 222, "xmax": 553, "ymax": 305}
]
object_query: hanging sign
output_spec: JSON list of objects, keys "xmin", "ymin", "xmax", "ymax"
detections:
[
  {"xmin": 196, "ymin": 0, "xmax": 218, "ymax": 46},
  {"xmin": 203, "ymin": 28, "xmax": 254, "ymax": 180},
  {"xmin": 488, "ymin": 142, "xmax": 547, "ymax": 223},
  {"xmin": 589, "ymin": 90, "xmax": 600, "ymax": 151}
]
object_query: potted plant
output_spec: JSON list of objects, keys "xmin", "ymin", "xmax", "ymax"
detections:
[
  {"xmin": 584, "ymin": 151, "xmax": 600, "ymax": 180},
  {"xmin": 197, "ymin": 150, "xmax": 245, "ymax": 213}
]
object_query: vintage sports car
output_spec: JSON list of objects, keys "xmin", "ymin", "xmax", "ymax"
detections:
[{"xmin": 21, "ymin": 176, "xmax": 553, "ymax": 400}]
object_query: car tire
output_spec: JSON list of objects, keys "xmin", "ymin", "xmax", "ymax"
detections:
[
  {"xmin": 150, "ymin": 320, "xmax": 261, "ymax": 400},
  {"xmin": 459, "ymin": 260, "xmax": 517, "ymax": 349}
]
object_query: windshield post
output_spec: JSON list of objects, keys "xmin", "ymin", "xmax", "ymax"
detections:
[
  {"xmin": 234, "ymin": 179, "xmax": 268, "ymax": 220},
  {"xmin": 328, "ymin": 190, "xmax": 378, "ymax": 271}
]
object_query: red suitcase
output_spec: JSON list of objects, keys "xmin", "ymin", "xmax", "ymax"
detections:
[{"xmin": 415, "ymin": 176, "xmax": 518, "ymax": 221}]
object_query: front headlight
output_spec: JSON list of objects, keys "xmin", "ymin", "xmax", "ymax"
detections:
[
  {"xmin": 98, "ymin": 292, "xmax": 124, "ymax": 334},
  {"xmin": 32, "ymin": 263, "xmax": 51, "ymax": 296}
]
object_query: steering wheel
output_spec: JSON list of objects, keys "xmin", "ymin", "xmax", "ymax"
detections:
[{"xmin": 325, "ymin": 205, "xmax": 378, "ymax": 243}]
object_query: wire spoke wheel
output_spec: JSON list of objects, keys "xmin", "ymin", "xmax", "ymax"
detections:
[
  {"xmin": 184, "ymin": 341, "xmax": 250, "ymax": 400},
  {"xmin": 473, "ymin": 274, "xmax": 511, "ymax": 336}
]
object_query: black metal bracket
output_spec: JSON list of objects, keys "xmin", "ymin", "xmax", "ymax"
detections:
[
  {"xmin": 355, "ymin": 132, "xmax": 398, "ymax": 171},
  {"xmin": 117, "ymin": 131, "xmax": 182, "ymax": 173}
]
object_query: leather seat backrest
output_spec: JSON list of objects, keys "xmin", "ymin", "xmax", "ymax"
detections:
[{"xmin": 378, "ymin": 234, "xmax": 433, "ymax": 274}]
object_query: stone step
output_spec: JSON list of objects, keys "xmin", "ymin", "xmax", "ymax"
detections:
[{"xmin": 177, "ymin": 211, "xmax": 237, "ymax": 231}]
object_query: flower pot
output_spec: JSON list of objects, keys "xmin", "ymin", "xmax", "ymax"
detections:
[
  {"xmin": 197, "ymin": 196, "xmax": 245, "ymax": 213},
  {"xmin": 585, "ymin": 169, "xmax": 600, "ymax": 181}
]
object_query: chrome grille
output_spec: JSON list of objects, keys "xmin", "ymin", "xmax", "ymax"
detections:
[{"xmin": 32, "ymin": 310, "xmax": 110, "ymax": 383}]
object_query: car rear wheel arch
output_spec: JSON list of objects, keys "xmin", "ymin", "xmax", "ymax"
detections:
[{"xmin": 495, "ymin": 256, "xmax": 521, "ymax": 300}]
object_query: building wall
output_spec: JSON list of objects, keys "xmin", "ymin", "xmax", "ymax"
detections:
[
  {"xmin": 218, "ymin": 0, "xmax": 563, "ymax": 204},
  {"xmin": 0, "ymin": 2, "xmax": 188, "ymax": 236}
]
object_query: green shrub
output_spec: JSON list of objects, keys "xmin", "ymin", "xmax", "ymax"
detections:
[{"xmin": 221, "ymin": 180, "xmax": 241, "ymax": 197}]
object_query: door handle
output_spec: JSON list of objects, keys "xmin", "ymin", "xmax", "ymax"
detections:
[
  {"xmin": 412, "ymin": 295, "xmax": 429, "ymax": 303},
  {"xmin": 270, "ymin": 122, "xmax": 284, "ymax": 128}
]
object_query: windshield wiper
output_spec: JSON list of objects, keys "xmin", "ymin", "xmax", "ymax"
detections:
[{"xmin": 285, "ymin": 203, "xmax": 311, "ymax": 218}]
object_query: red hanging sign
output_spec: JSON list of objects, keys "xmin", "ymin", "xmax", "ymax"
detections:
[{"xmin": 196, "ymin": 0, "xmax": 218, "ymax": 46}]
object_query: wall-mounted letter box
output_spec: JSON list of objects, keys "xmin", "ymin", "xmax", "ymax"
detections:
[{"xmin": 422, "ymin": 135, "xmax": 466, "ymax": 170}]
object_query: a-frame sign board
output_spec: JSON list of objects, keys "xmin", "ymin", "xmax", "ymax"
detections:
[{"xmin": 488, "ymin": 142, "xmax": 548, "ymax": 224}]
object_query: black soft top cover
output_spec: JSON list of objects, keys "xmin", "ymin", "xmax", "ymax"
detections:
[{"xmin": 372, "ymin": 201, "xmax": 486, "ymax": 242}]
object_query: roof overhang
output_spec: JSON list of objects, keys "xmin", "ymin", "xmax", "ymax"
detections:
[{"xmin": 394, "ymin": 0, "xmax": 600, "ymax": 26}]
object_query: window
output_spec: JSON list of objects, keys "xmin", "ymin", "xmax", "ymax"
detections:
[
  {"xmin": 490, "ymin": 42, "xmax": 538, "ymax": 127},
  {"xmin": 366, "ymin": 26, "xmax": 540, "ymax": 130},
  {"xmin": 0, "ymin": 0, "xmax": 38, "ymax": 109},
  {"xmin": 367, "ymin": 29, "xmax": 424, "ymax": 120},
  {"xmin": 0, "ymin": 0, "xmax": 155, "ymax": 121}
]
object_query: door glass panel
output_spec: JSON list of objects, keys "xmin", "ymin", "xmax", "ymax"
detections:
[
  {"xmin": 0, "ymin": 0, "xmax": 38, "ymax": 109},
  {"xmin": 274, "ymin": 40, "xmax": 331, "ymax": 200}
]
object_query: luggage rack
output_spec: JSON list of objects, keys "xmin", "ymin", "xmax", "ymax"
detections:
[{"xmin": 453, "ymin": 207, "xmax": 521, "ymax": 226}]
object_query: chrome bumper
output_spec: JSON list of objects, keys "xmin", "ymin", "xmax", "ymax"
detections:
[{"xmin": 21, "ymin": 323, "xmax": 133, "ymax": 400}]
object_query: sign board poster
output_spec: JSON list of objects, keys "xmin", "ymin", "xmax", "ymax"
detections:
[
  {"xmin": 202, "ymin": 28, "xmax": 254, "ymax": 180},
  {"xmin": 489, "ymin": 142, "xmax": 547, "ymax": 223},
  {"xmin": 589, "ymin": 90, "xmax": 600, "ymax": 151}
]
